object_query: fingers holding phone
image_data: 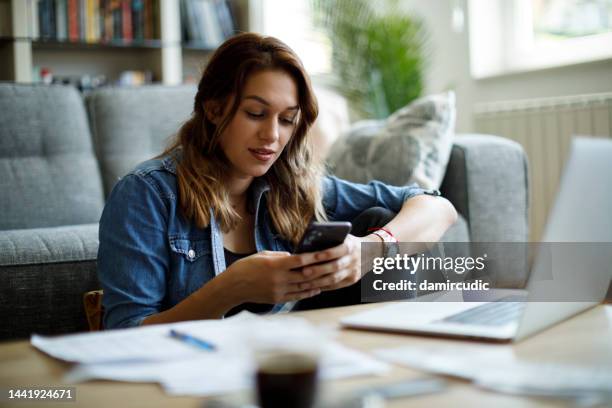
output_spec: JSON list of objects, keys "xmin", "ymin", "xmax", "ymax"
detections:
[
  {"xmin": 226, "ymin": 251, "xmax": 322, "ymax": 304},
  {"xmin": 299, "ymin": 234, "xmax": 363, "ymax": 292},
  {"xmin": 227, "ymin": 221, "xmax": 363, "ymax": 305},
  {"xmin": 292, "ymin": 221, "xmax": 365, "ymax": 292}
]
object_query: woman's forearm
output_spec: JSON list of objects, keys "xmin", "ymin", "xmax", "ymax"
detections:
[
  {"xmin": 384, "ymin": 195, "xmax": 457, "ymax": 242},
  {"xmin": 141, "ymin": 269, "xmax": 242, "ymax": 325}
]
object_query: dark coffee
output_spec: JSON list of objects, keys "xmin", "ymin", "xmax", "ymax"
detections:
[{"xmin": 256, "ymin": 352, "xmax": 319, "ymax": 408}]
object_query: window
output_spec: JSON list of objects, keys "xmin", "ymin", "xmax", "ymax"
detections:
[
  {"xmin": 532, "ymin": 0, "xmax": 612, "ymax": 40},
  {"xmin": 468, "ymin": 0, "xmax": 612, "ymax": 78},
  {"xmin": 259, "ymin": 0, "xmax": 332, "ymax": 76}
]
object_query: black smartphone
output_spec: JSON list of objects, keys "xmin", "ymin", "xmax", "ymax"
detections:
[{"xmin": 293, "ymin": 221, "xmax": 352, "ymax": 254}]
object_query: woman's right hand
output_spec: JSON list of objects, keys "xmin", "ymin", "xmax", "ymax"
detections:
[{"xmin": 224, "ymin": 250, "xmax": 323, "ymax": 304}]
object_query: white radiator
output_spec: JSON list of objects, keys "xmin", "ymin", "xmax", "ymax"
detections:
[{"xmin": 474, "ymin": 92, "xmax": 612, "ymax": 241}]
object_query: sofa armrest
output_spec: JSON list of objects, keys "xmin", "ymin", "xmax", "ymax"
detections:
[
  {"xmin": 440, "ymin": 134, "xmax": 529, "ymax": 287},
  {"xmin": 441, "ymin": 134, "xmax": 529, "ymax": 242},
  {"xmin": 0, "ymin": 224, "xmax": 101, "ymax": 340}
]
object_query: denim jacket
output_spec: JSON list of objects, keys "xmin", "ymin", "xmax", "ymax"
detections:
[{"xmin": 98, "ymin": 155, "xmax": 430, "ymax": 329}]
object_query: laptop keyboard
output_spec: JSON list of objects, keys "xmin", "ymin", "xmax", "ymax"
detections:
[{"xmin": 441, "ymin": 296, "xmax": 526, "ymax": 326}]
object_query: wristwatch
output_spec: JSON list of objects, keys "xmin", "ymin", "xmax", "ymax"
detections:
[{"xmin": 370, "ymin": 227, "xmax": 399, "ymax": 259}]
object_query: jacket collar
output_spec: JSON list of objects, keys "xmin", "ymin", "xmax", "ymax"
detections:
[{"xmin": 161, "ymin": 151, "xmax": 180, "ymax": 174}]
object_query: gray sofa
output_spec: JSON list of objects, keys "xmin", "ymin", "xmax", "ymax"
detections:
[{"xmin": 0, "ymin": 83, "xmax": 529, "ymax": 340}]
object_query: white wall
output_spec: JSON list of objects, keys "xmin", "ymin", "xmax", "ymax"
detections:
[{"xmin": 399, "ymin": 0, "xmax": 612, "ymax": 132}]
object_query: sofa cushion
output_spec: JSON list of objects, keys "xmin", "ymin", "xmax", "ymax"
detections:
[
  {"xmin": 326, "ymin": 91, "xmax": 456, "ymax": 190},
  {"xmin": 86, "ymin": 85, "xmax": 196, "ymax": 196},
  {"xmin": 0, "ymin": 223, "xmax": 99, "ymax": 266},
  {"xmin": 0, "ymin": 84, "xmax": 105, "ymax": 230},
  {"xmin": 0, "ymin": 223, "xmax": 100, "ymax": 340}
]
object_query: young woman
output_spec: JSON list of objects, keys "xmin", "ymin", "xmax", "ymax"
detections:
[{"xmin": 98, "ymin": 33, "xmax": 457, "ymax": 329}]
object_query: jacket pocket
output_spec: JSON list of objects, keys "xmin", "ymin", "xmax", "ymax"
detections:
[{"xmin": 168, "ymin": 237, "xmax": 209, "ymax": 262}]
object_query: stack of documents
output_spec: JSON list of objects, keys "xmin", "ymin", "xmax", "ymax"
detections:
[
  {"xmin": 374, "ymin": 345, "xmax": 612, "ymax": 398},
  {"xmin": 32, "ymin": 312, "xmax": 389, "ymax": 396}
]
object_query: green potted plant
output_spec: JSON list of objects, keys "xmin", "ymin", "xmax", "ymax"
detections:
[{"xmin": 312, "ymin": 0, "xmax": 428, "ymax": 119}]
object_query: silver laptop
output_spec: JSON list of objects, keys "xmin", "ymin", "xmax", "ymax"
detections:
[{"xmin": 341, "ymin": 137, "xmax": 612, "ymax": 342}]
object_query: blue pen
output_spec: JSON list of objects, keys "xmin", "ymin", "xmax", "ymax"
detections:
[{"xmin": 169, "ymin": 329, "xmax": 216, "ymax": 351}]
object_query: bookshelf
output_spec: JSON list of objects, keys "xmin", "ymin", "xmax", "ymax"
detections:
[{"xmin": 0, "ymin": 0, "xmax": 261, "ymax": 86}]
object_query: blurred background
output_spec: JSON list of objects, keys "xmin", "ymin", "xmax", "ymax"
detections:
[{"xmin": 1, "ymin": 0, "xmax": 611, "ymax": 240}]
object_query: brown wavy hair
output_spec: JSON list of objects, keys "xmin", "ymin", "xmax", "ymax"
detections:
[{"xmin": 163, "ymin": 32, "xmax": 326, "ymax": 244}]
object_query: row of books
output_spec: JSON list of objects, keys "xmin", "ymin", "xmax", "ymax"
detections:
[
  {"xmin": 33, "ymin": 67, "xmax": 154, "ymax": 90},
  {"xmin": 180, "ymin": 0, "xmax": 237, "ymax": 48},
  {"xmin": 32, "ymin": 0, "xmax": 159, "ymax": 43}
]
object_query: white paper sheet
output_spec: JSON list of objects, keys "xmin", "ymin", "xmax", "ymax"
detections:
[
  {"xmin": 374, "ymin": 344, "xmax": 516, "ymax": 380},
  {"xmin": 161, "ymin": 343, "xmax": 389, "ymax": 397},
  {"xmin": 374, "ymin": 345, "xmax": 612, "ymax": 392},
  {"xmin": 33, "ymin": 312, "xmax": 390, "ymax": 397},
  {"xmin": 31, "ymin": 312, "xmax": 252, "ymax": 364}
]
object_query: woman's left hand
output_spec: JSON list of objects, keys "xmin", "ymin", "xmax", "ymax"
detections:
[{"xmin": 297, "ymin": 234, "xmax": 365, "ymax": 292}]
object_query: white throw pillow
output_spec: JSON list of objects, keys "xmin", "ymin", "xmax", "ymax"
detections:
[{"xmin": 327, "ymin": 91, "xmax": 456, "ymax": 190}]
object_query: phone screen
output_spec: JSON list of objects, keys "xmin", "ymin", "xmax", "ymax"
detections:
[{"xmin": 293, "ymin": 222, "xmax": 352, "ymax": 254}]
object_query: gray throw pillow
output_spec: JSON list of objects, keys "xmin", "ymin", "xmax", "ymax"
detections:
[{"xmin": 326, "ymin": 91, "xmax": 456, "ymax": 190}]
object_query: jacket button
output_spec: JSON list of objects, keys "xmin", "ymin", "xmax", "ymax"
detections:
[{"xmin": 188, "ymin": 249, "xmax": 196, "ymax": 259}]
